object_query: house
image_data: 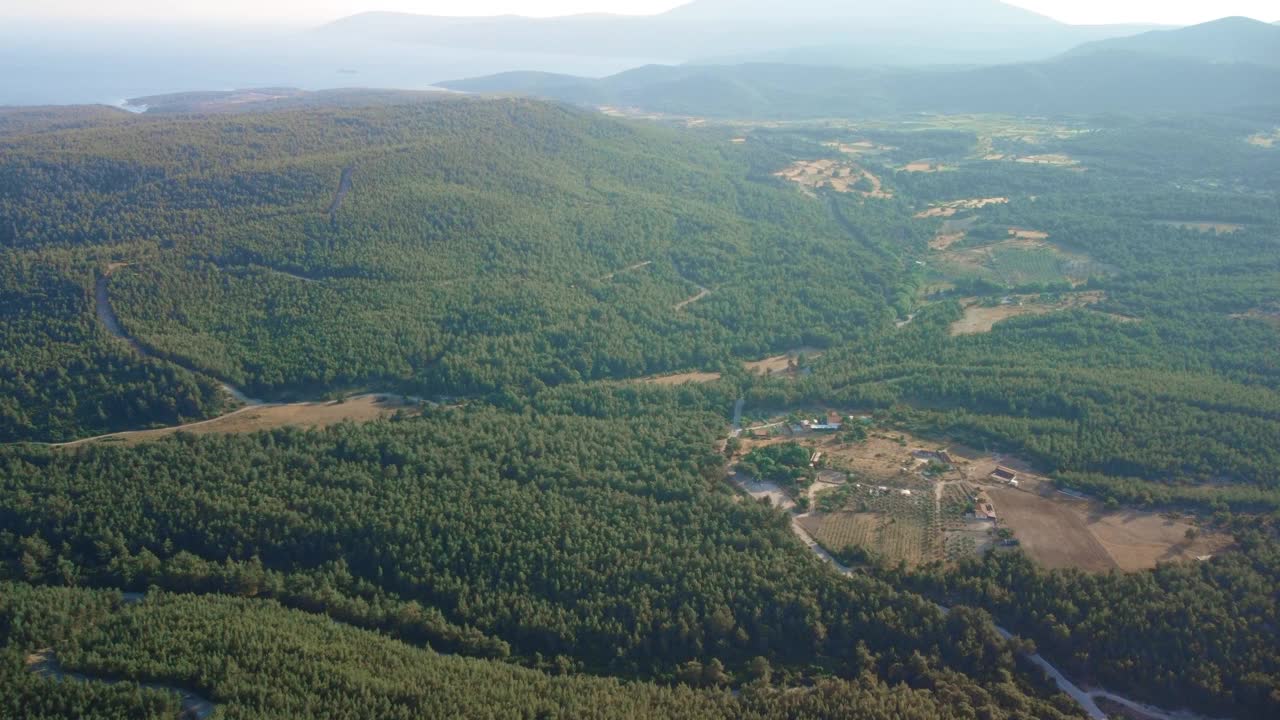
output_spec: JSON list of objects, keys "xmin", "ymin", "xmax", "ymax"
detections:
[
  {"xmin": 991, "ymin": 466, "xmax": 1019, "ymax": 484},
  {"xmin": 751, "ymin": 428, "xmax": 771, "ymax": 439},
  {"xmin": 809, "ymin": 451, "xmax": 823, "ymax": 468},
  {"xmin": 899, "ymin": 489, "xmax": 913, "ymax": 497},
  {"xmin": 974, "ymin": 504, "xmax": 997, "ymax": 521}
]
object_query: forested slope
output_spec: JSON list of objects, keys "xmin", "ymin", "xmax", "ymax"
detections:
[
  {"xmin": 0, "ymin": 97, "xmax": 909, "ymax": 440},
  {"xmin": 0, "ymin": 401, "xmax": 1084, "ymax": 718}
]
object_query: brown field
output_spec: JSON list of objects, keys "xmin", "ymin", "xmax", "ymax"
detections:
[
  {"xmin": 1009, "ymin": 228, "xmax": 1050, "ymax": 240},
  {"xmin": 775, "ymin": 160, "xmax": 893, "ymax": 198},
  {"xmin": 62, "ymin": 395, "xmax": 420, "ymax": 447},
  {"xmin": 989, "ymin": 478, "xmax": 1233, "ymax": 573},
  {"xmin": 744, "ymin": 347, "xmax": 824, "ymax": 376},
  {"xmin": 950, "ymin": 292, "xmax": 1105, "ymax": 336},
  {"xmin": 638, "ymin": 371, "xmax": 722, "ymax": 386},
  {"xmin": 1154, "ymin": 220, "xmax": 1244, "ymax": 234},
  {"xmin": 903, "ymin": 162, "xmax": 953, "ymax": 173},
  {"xmin": 1247, "ymin": 130, "xmax": 1278, "ymax": 148},
  {"xmin": 1087, "ymin": 511, "xmax": 1234, "ymax": 571},
  {"xmin": 929, "ymin": 232, "xmax": 967, "ymax": 250},
  {"xmin": 914, "ymin": 197, "xmax": 1008, "ymax": 219},
  {"xmin": 989, "ymin": 486, "xmax": 1118, "ymax": 572},
  {"xmin": 825, "ymin": 140, "xmax": 894, "ymax": 155},
  {"xmin": 1016, "ymin": 153, "xmax": 1079, "ymax": 166}
]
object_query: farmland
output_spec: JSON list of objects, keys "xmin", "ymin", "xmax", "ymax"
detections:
[{"xmin": 949, "ymin": 292, "xmax": 1106, "ymax": 336}]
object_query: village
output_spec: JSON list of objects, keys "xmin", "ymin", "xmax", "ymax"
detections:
[{"xmin": 729, "ymin": 409, "xmax": 1230, "ymax": 573}]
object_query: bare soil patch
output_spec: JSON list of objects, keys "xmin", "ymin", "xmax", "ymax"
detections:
[
  {"xmin": 775, "ymin": 160, "xmax": 893, "ymax": 198},
  {"xmin": 1154, "ymin": 221, "xmax": 1243, "ymax": 234},
  {"xmin": 915, "ymin": 197, "xmax": 1008, "ymax": 219},
  {"xmin": 64, "ymin": 395, "xmax": 419, "ymax": 447},
  {"xmin": 950, "ymin": 292, "xmax": 1105, "ymax": 336},
  {"xmin": 638, "ymin": 372, "xmax": 722, "ymax": 386},
  {"xmin": 989, "ymin": 486, "xmax": 1118, "ymax": 573},
  {"xmin": 1247, "ymin": 129, "xmax": 1278, "ymax": 148},
  {"xmin": 744, "ymin": 347, "xmax": 824, "ymax": 377},
  {"xmin": 903, "ymin": 162, "xmax": 952, "ymax": 173},
  {"xmin": 1087, "ymin": 511, "xmax": 1233, "ymax": 571},
  {"xmin": 1016, "ymin": 153, "xmax": 1079, "ymax": 166},
  {"xmin": 1009, "ymin": 228, "xmax": 1050, "ymax": 240}
]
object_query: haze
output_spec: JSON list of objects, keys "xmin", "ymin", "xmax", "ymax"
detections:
[{"xmin": 5, "ymin": 0, "xmax": 1278, "ymax": 25}]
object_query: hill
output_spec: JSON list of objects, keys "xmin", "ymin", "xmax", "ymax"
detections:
[
  {"xmin": 1067, "ymin": 16, "xmax": 1280, "ymax": 67},
  {"xmin": 443, "ymin": 52, "xmax": 1280, "ymax": 118},
  {"xmin": 318, "ymin": 0, "xmax": 1149, "ymax": 67},
  {"xmin": 0, "ymin": 96, "xmax": 907, "ymax": 441}
]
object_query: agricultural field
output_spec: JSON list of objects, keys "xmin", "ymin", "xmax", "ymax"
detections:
[
  {"xmin": 989, "ymin": 477, "xmax": 1233, "ymax": 573},
  {"xmin": 914, "ymin": 197, "xmax": 1008, "ymax": 219},
  {"xmin": 930, "ymin": 236, "xmax": 1103, "ymax": 289},
  {"xmin": 949, "ymin": 292, "xmax": 1107, "ymax": 336},
  {"xmin": 774, "ymin": 159, "xmax": 892, "ymax": 198},
  {"xmin": 801, "ymin": 489, "xmax": 940, "ymax": 568}
]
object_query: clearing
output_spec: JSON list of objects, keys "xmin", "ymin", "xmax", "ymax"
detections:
[
  {"xmin": 775, "ymin": 159, "xmax": 893, "ymax": 198},
  {"xmin": 744, "ymin": 347, "xmax": 824, "ymax": 377},
  {"xmin": 1015, "ymin": 153, "xmax": 1079, "ymax": 167},
  {"xmin": 733, "ymin": 421, "xmax": 1229, "ymax": 574},
  {"xmin": 914, "ymin": 197, "xmax": 1008, "ymax": 219},
  {"xmin": 1154, "ymin": 220, "xmax": 1244, "ymax": 234},
  {"xmin": 949, "ymin": 292, "xmax": 1106, "ymax": 336},
  {"xmin": 638, "ymin": 372, "xmax": 722, "ymax": 386},
  {"xmin": 58, "ymin": 394, "xmax": 421, "ymax": 447},
  {"xmin": 933, "ymin": 236, "xmax": 1103, "ymax": 290},
  {"xmin": 902, "ymin": 161, "xmax": 953, "ymax": 173},
  {"xmin": 1247, "ymin": 129, "xmax": 1279, "ymax": 148},
  {"xmin": 990, "ymin": 476, "xmax": 1232, "ymax": 573}
]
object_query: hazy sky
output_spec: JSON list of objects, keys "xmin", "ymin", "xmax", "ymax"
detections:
[{"xmin": 4, "ymin": 0, "xmax": 1277, "ymax": 26}]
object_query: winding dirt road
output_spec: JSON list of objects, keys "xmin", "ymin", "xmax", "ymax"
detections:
[{"xmin": 28, "ymin": 651, "xmax": 216, "ymax": 720}]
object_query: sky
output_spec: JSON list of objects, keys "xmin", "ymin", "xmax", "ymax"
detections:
[{"xmin": 3, "ymin": 0, "xmax": 1277, "ymax": 26}]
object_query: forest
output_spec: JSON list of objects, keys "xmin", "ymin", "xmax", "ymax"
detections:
[{"xmin": 0, "ymin": 94, "xmax": 1277, "ymax": 718}]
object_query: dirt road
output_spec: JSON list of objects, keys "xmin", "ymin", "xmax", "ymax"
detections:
[
  {"xmin": 28, "ymin": 651, "xmax": 216, "ymax": 720},
  {"xmin": 727, "ymin": 465, "xmax": 1225, "ymax": 720}
]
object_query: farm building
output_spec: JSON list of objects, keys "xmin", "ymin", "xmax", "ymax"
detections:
[
  {"xmin": 974, "ymin": 503, "xmax": 997, "ymax": 521},
  {"xmin": 991, "ymin": 466, "xmax": 1019, "ymax": 484}
]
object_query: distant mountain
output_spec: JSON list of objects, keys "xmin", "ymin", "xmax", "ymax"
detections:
[
  {"xmin": 1067, "ymin": 16, "xmax": 1280, "ymax": 67},
  {"xmin": 126, "ymin": 88, "xmax": 452, "ymax": 115},
  {"xmin": 318, "ymin": 0, "xmax": 1153, "ymax": 68},
  {"xmin": 443, "ymin": 51, "xmax": 1280, "ymax": 118}
]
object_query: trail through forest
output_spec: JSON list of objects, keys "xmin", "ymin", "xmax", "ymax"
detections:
[
  {"xmin": 327, "ymin": 165, "xmax": 355, "ymax": 219},
  {"xmin": 27, "ymin": 650, "xmax": 217, "ymax": 720},
  {"xmin": 96, "ymin": 270, "xmax": 260, "ymax": 405}
]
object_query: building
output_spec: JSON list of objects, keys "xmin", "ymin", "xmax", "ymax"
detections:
[
  {"xmin": 991, "ymin": 466, "xmax": 1019, "ymax": 484},
  {"xmin": 974, "ymin": 503, "xmax": 997, "ymax": 521}
]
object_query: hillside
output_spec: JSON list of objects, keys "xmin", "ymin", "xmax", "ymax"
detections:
[
  {"xmin": 0, "ymin": 96, "xmax": 907, "ymax": 441},
  {"xmin": 443, "ymin": 52, "xmax": 1280, "ymax": 118},
  {"xmin": 1067, "ymin": 16, "xmax": 1280, "ymax": 67},
  {"xmin": 318, "ymin": 0, "xmax": 1148, "ymax": 67}
]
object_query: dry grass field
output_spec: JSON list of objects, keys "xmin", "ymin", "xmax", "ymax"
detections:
[
  {"xmin": 744, "ymin": 347, "xmax": 823, "ymax": 376},
  {"xmin": 63, "ymin": 395, "xmax": 421, "ymax": 447},
  {"xmin": 950, "ymin": 292, "xmax": 1106, "ymax": 336},
  {"xmin": 1154, "ymin": 220, "xmax": 1244, "ymax": 234},
  {"xmin": 775, "ymin": 159, "xmax": 893, "ymax": 198},
  {"xmin": 989, "ymin": 477, "xmax": 1232, "ymax": 573},
  {"xmin": 638, "ymin": 372, "xmax": 722, "ymax": 385},
  {"xmin": 915, "ymin": 197, "xmax": 1008, "ymax": 219}
]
